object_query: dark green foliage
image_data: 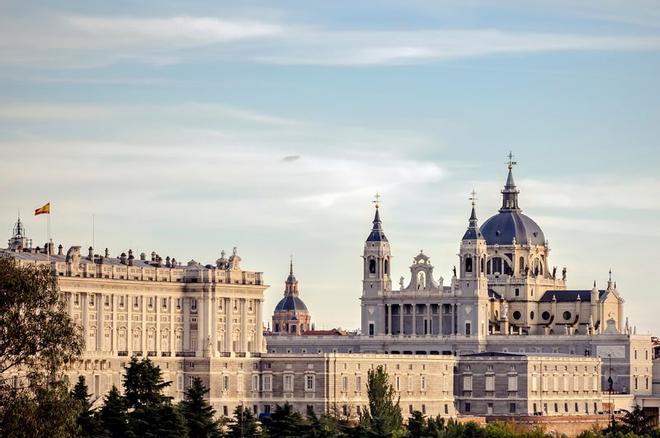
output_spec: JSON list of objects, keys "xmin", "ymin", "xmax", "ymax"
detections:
[
  {"xmin": 179, "ymin": 377, "xmax": 222, "ymax": 438},
  {"xmin": 303, "ymin": 410, "xmax": 345, "ymax": 438},
  {"xmin": 228, "ymin": 404, "xmax": 260, "ymax": 438},
  {"xmin": 620, "ymin": 405, "xmax": 656, "ymax": 436},
  {"xmin": 122, "ymin": 357, "xmax": 186, "ymax": 437},
  {"xmin": 261, "ymin": 402, "xmax": 307, "ymax": 437},
  {"xmin": 98, "ymin": 385, "xmax": 128, "ymax": 438},
  {"xmin": 70, "ymin": 375, "xmax": 99, "ymax": 437},
  {"xmin": 406, "ymin": 410, "xmax": 426, "ymax": 437},
  {"xmin": 0, "ymin": 257, "xmax": 83, "ymax": 382},
  {"xmin": 0, "ymin": 381, "xmax": 81, "ymax": 438},
  {"xmin": 123, "ymin": 356, "xmax": 172, "ymax": 408},
  {"xmin": 359, "ymin": 365, "xmax": 405, "ymax": 437}
]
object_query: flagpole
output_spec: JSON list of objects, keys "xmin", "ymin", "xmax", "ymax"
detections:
[{"xmin": 47, "ymin": 202, "xmax": 51, "ymax": 263}]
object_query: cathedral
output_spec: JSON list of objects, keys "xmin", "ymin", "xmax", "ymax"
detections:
[{"xmin": 1, "ymin": 157, "xmax": 658, "ymax": 428}]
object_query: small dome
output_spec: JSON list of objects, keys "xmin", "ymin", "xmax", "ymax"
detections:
[
  {"xmin": 480, "ymin": 211, "xmax": 545, "ymax": 246},
  {"xmin": 274, "ymin": 295, "xmax": 308, "ymax": 312}
]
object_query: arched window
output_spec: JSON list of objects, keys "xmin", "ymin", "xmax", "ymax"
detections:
[
  {"xmin": 492, "ymin": 257, "xmax": 502, "ymax": 275},
  {"xmin": 465, "ymin": 256, "xmax": 473, "ymax": 273},
  {"xmin": 480, "ymin": 257, "xmax": 485, "ymax": 273},
  {"xmin": 384, "ymin": 259, "xmax": 389, "ymax": 275},
  {"xmin": 369, "ymin": 259, "xmax": 376, "ymax": 274},
  {"xmin": 519, "ymin": 257, "xmax": 525, "ymax": 274}
]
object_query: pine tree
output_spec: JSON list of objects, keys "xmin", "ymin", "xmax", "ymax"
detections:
[
  {"xmin": 70, "ymin": 375, "xmax": 98, "ymax": 437},
  {"xmin": 359, "ymin": 365, "xmax": 404, "ymax": 437},
  {"xmin": 262, "ymin": 403, "xmax": 307, "ymax": 437},
  {"xmin": 98, "ymin": 385, "xmax": 128, "ymax": 438},
  {"xmin": 228, "ymin": 405, "xmax": 260, "ymax": 438},
  {"xmin": 179, "ymin": 377, "xmax": 222, "ymax": 438},
  {"xmin": 122, "ymin": 357, "xmax": 187, "ymax": 437},
  {"xmin": 406, "ymin": 410, "xmax": 426, "ymax": 437}
]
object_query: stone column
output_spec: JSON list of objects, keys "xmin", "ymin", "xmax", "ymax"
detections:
[
  {"xmin": 183, "ymin": 298, "xmax": 190, "ymax": 352},
  {"xmin": 97, "ymin": 293, "xmax": 103, "ymax": 351},
  {"xmin": 426, "ymin": 303, "xmax": 431, "ymax": 335},
  {"xmin": 225, "ymin": 298, "xmax": 233, "ymax": 353},
  {"xmin": 156, "ymin": 295, "xmax": 161, "ymax": 355},
  {"xmin": 241, "ymin": 299, "xmax": 248, "ymax": 352},
  {"xmin": 197, "ymin": 293, "xmax": 205, "ymax": 356},
  {"xmin": 399, "ymin": 303, "xmax": 404, "ymax": 335},
  {"xmin": 387, "ymin": 304, "xmax": 392, "ymax": 336},
  {"xmin": 211, "ymin": 292, "xmax": 218, "ymax": 357},
  {"xmin": 141, "ymin": 295, "xmax": 146, "ymax": 352},
  {"xmin": 111, "ymin": 294, "xmax": 117, "ymax": 352},
  {"xmin": 82, "ymin": 293, "xmax": 89, "ymax": 351},
  {"xmin": 127, "ymin": 295, "xmax": 132, "ymax": 353},
  {"xmin": 256, "ymin": 299, "xmax": 263, "ymax": 353},
  {"xmin": 412, "ymin": 303, "xmax": 417, "ymax": 336},
  {"xmin": 169, "ymin": 296, "xmax": 175, "ymax": 353}
]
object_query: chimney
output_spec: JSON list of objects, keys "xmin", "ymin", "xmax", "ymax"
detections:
[
  {"xmin": 128, "ymin": 249, "xmax": 134, "ymax": 266},
  {"xmin": 166, "ymin": 256, "xmax": 171, "ymax": 267},
  {"xmin": 105, "ymin": 248, "xmax": 110, "ymax": 258},
  {"xmin": 58, "ymin": 244, "xmax": 63, "ymax": 256},
  {"xmin": 120, "ymin": 252, "xmax": 127, "ymax": 265},
  {"xmin": 151, "ymin": 251, "xmax": 156, "ymax": 262},
  {"xmin": 140, "ymin": 252, "xmax": 146, "ymax": 261}
]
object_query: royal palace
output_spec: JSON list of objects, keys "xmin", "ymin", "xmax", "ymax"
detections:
[{"xmin": 2, "ymin": 160, "xmax": 659, "ymax": 430}]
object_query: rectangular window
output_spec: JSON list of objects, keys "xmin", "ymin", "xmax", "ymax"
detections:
[
  {"xmin": 485, "ymin": 374, "xmax": 495, "ymax": 391},
  {"xmin": 510, "ymin": 403, "xmax": 516, "ymax": 414},
  {"xmin": 223, "ymin": 375, "xmax": 229, "ymax": 391},
  {"xmin": 89, "ymin": 294, "xmax": 95, "ymax": 306},
  {"xmin": 162, "ymin": 298, "xmax": 167, "ymax": 309},
  {"xmin": 191, "ymin": 298, "xmax": 197, "ymax": 311},
  {"xmin": 342, "ymin": 376, "xmax": 348, "ymax": 392},
  {"xmin": 134, "ymin": 296, "xmax": 139, "ymax": 308},
  {"xmin": 444, "ymin": 404, "xmax": 448, "ymax": 415},
  {"xmin": 465, "ymin": 322, "xmax": 471, "ymax": 336},
  {"xmin": 422, "ymin": 404, "xmax": 426, "ymax": 414},
  {"xmin": 176, "ymin": 298, "xmax": 181, "ymax": 310},
  {"xmin": 74, "ymin": 294, "xmax": 80, "ymax": 305},
  {"xmin": 104, "ymin": 295, "xmax": 110, "ymax": 306},
  {"xmin": 593, "ymin": 375, "xmax": 599, "ymax": 391},
  {"xmin": 368, "ymin": 323, "xmax": 375, "ymax": 336},
  {"xmin": 251, "ymin": 374, "xmax": 259, "ymax": 391},
  {"xmin": 356, "ymin": 376, "xmax": 362, "ymax": 392},
  {"xmin": 284, "ymin": 374, "xmax": 293, "ymax": 392},
  {"xmin": 465, "ymin": 402, "xmax": 471, "ymax": 413},
  {"xmin": 395, "ymin": 376, "xmax": 401, "ymax": 391},
  {"xmin": 463, "ymin": 375, "xmax": 472, "ymax": 391},
  {"xmin": 306, "ymin": 375, "xmax": 315, "ymax": 392},
  {"xmin": 119, "ymin": 296, "xmax": 124, "ymax": 308},
  {"xmin": 177, "ymin": 374, "xmax": 183, "ymax": 391},
  {"xmin": 263, "ymin": 375, "xmax": 272, "ymax": 392},
  {"xmin": 264, "ymin": 405, "xmax": 271, "ymax": 414},
  {"xmin": 508, "ymin": 375, "xmax": 518, "ymax": 392},
  {"xmin": 563, "ymin": 375, "xmax": 569, "ymax": 391},
  {"xmin": 420, "ymin": 376, "xmax": 426, "ymax": 391},
  {"xmin": 407, "ymin": 376, "xmax": 413, "ymax": 391}
]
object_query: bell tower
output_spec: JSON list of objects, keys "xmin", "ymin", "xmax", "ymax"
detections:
[
  {"xmin": 457, "ymin": 191, "xmax": 489, "ymax": 339},
  {"xmin": 361, "ymin": 194, "xmax": 392, "ymax": 336}
]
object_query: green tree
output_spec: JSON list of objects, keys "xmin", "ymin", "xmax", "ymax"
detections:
[
  {"xmin": 303, "ymin": 410, "xmax": 345, "ymax": 438},
  {"xmin": 0, "ymin": 258, "xmax": 83, "ymax": 382},
  {"xmin": 70, "ymin": 375, "xmax": 99, "ymax": 437},
  {"xmin": 359, "ymin": 366, "xmax": 404, "ymax": 437},
  {"xmin": 0, "ymin": 381, "xmax": 81, "ymax": 438},
  {"xmin": 179, "ymin": 377, "xmax": 222, "ymax": 438},
  {"xmin": 262, "ymin": 403, "xmax": 307, "ymax": 437},
  {"xmin": 122, "ymin": 357, "xmax": 187, "ymax": 438},
  {"xmin": 97, "ymin": 385, "xmax": 128, "ymax": 438},
  {"xmin": 0, "ymin": 258, "xmax": 84, "ymax": 438},
  {"xmin": 406, "ymin": 410, "xmax": 427, "ymax": 437},
  {"xmin": 228, "ymin": 404, "xmax": 260, "ymax": 438}
]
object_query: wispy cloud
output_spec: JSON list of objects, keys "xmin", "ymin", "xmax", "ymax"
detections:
[{"xmin": 2, "ymin": 13, "xmax": 660, "ymax": 67}]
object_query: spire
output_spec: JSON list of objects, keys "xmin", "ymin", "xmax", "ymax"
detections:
[
  {"xmin": 285, "ymin": 256, "xmax": 299, "ymax": 295},
  {"xmin": 462, "ymin": 189, "xmax": 482, "ymax": 240},
  {"xmin": 366, "ymin": 193, "xmax": 388, "ymax": 242},
  {"xmin": 607, "ymin": 269, "xmax": 613, "ymax": 290},
  {"xmin": 500, "ymin": 151, "xmax": 521, "ymax": 212}
]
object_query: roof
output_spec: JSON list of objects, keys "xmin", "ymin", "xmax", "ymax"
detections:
[
  {"xmin": 539, "ymin": 289, "xmax": 606, "ymax": 303},
  {"xmin": 480, "ymin": 210, "xmax": 545, "ymax": 246},
  {"xmin": 461, "ymin": 352, "xmax": 524, "ymax": 357},
  {"xmin": 366, "ymin": 208, "xmax": 388, "ymax": 242},
  {"xmin": 302, "ymin": 329, "xmax": 347, "ymax": 336},
  {"xmin": 274, "ymin": 295, "xmax": 309, "ymax": 312},
  {"xmin": 488, "ymin": 289, "xmax": 502, "ymax": 300}
]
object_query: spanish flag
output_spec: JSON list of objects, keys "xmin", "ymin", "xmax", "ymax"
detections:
[{"xmin": 34, "ymin": 202, "xmax": 50, "ymax": 216}]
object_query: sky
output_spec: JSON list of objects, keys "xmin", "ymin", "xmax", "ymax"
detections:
[{"xmin": 1, "ymin": 0, "xmax": 660, "ymax": 334}]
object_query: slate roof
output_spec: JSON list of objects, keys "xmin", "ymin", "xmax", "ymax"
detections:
[
  {"xmin": 538, "ymin": 289, "xmax": 607, "ymax": 303},
  {"xmin": 274, "ymin": 295, "xmax": 309, "ymax": 312}
]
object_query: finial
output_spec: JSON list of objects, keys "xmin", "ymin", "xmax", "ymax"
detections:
[
  {"xmin": 289, "ymin": 253, "xmax": 294, "ymax": 275},
  {"xmin": 506, "ymin": 151, "xmax": 517, "ymax": 170},
  {"xmin": 593, "ymin": 280, "xmax": 597, "ymax": 288},
  {"xmin": 608, "ymin": 269, "xmax": 612, "ymax": 282},
  {"xmin": 469, "ymin": 188, "xmax": 477, "ymax": 207},
  {"xmin": 372, "ymin": 192, "xmax": 381, "ymax": 209}
]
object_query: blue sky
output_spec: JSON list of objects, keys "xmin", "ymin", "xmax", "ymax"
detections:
[{"xmin": 1, "ymin": 0, "xmax": 660, "ymax": 333}]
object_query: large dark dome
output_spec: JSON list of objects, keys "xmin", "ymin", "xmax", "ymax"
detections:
[
  {"xmin": 480, "ymin": 162, "xmax": 546, "ymax": 246},
  {"xmin": 480, "ymin": 211, "xmax": 545, "ymax": 246},
  {"xmin": 275, "ymin": 295, "xmax": 308, "ymax": 312}
]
